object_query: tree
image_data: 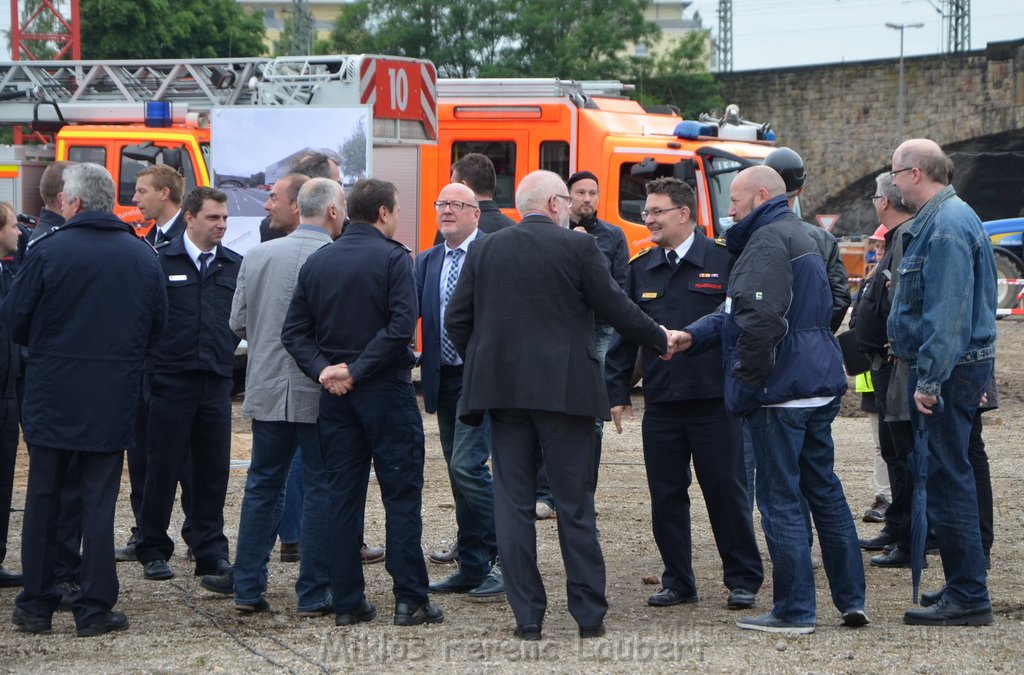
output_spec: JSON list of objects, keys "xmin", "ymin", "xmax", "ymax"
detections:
[
  {"xmin": 325, "ymin": 0, "xmax": 655, "ymax": 80},
  {"xmin": 275, "ymin": 0, "xmax": 315, "ymax": 56},
  {"xmin": 80, "ymin": 0, "xmax": 266, "ymax": 60},
  {"xmin": 484, "ymin": 0, "xmax": 659, "ymax": 79},
  {"xmin": 628, "ymin": 31, "xmax": 723, "ymax": 119},
  {"xmin": 339, "ymin": 120, "xmax": 367, "ymax": 180}
]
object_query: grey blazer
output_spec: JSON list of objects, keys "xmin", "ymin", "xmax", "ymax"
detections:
[{"xmin": 230, "ymin": 225, "xmax": 331, "ymax": 423}]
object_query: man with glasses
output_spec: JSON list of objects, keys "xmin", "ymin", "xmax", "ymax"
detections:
[
  {"xmin": 886, "ymin": 139, "xmax": 996, "ymax": 626},
  {"xmin": 444, "ymin": 170, "xmax": 678, "ymax": 641},
  {"xmin": 417, "ymin": 184, "xmax": 503, "ymax": 602},
  {"xmin": 604, "ymin": 177, "xmax": 763, "ymax": 612}
]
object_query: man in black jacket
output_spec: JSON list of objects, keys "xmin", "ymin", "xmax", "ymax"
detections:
[
  {"xmin": 135, "ymin": 187, "xmax": 241, "ymax": 583},
  {"xmin": 605, "ymin": 177, "xmax": 763, "ymax": 612},
  {"xmin": 283, "ymin": 178, "xmax": 440, "ymax": 628},
  {"xmin": 0, "ymin": 207, "xmax": 23, "ymax": 587},
  {"xmin": 4, "ymin": 163, "xmax": 166, "ymax": 637}
]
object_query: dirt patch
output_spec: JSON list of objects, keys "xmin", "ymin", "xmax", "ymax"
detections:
[{"xmin": 2, "ymin": 322, "xmax": 1024, "ymax": 672}]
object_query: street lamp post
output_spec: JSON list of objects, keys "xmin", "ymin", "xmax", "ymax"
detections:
[{"xmin": 886, "ymin": 22, "xmax": 925, "ymax": 143}]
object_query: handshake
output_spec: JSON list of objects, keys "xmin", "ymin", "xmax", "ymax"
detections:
[
  {"xmin": 319, "ymin": 363, "xmax": 355, "ymax": 396},
  {"xmin": 660, "ymin": 326, "xmax": 693, "ymax": 360}
]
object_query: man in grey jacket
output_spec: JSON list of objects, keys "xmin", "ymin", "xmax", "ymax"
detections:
[{"xmin": 199, "ymin": 178, "xmax": 344, "ymax": 614}]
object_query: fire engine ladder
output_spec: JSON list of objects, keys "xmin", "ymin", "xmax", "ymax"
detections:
[
  {"xmin": 436, "ymin": 78, "xmax": 630, "ymax": 101},
  {"xmin": 0, "ymin": 55, "xmax": 379, "ymax": 126}
]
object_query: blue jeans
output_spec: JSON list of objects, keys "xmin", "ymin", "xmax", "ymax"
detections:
[
  {"xmin": 744, "ymin": 422, "xmax": 814, "ymax": 546},
  {"xmin": 909, "ymin": 359, "xmax": 992, "ymax": 606},
  {"xmin": 436, "ymin": 369, "xmax": 497, "ymax": 577},
  {"xmin": 279, "ymin": 450, "xmax": 303, "ymax": 545},
  {"xmin": 234, "ymin": 420, "xmax": 331, "ymax": 612},
  {"xmin": 746, "ymin": 399, "xmax": 865, "ymax": 624}
]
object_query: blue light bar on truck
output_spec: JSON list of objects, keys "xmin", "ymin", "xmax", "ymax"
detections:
[{"xmin": 144, "ymin": 101, "xmax": 172, "ymax": 128}]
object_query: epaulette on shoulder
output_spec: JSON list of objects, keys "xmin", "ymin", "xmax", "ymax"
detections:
[
  {"xmin": 714, "ymin": 237, "xmax": 727, "ymax": 247},
  {"xmin": 25, "ymin": 225, "xmax": 61, "ymax": 249},
  {"xmin": 629, "ymin": 246, "xmax": 655, "ymax": 264}
]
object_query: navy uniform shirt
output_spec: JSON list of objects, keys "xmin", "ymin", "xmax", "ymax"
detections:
[
  {"xmin": 605, "ymin": 229, "xmax": 732, "ymax": 406},
  {"xmin": 149, "ymin": 235, "xmax": 242, "ymax": 378},
  {"xmin": 283, "ymin": 221, "xmax": 418, "ymax": 384}
]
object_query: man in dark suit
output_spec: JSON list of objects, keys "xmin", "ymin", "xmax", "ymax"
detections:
[
  {"xmin": 444, "ymin": 170, "xmax": 677, "ymax": 641},
  {"xmin": 28, "ymin": 161, "xmax": 74, "ymax": 243},
  {"xmin": 416, "ymin": 183, "xmax": 501, "ymax": 600},
  {"xmin": 135, "ymin": 187, "xmax": 241, "ymax": 583},
  {"xmin": 117, "ymin": 165, "xmax": 192, "ymax": 562},
  {"xmin": 4, "ymin": 162, "xmax": 165, "ymax": 636},
  {"xmin": 283, "ymin": 178, "xmax": 441, "ymax": 628}
]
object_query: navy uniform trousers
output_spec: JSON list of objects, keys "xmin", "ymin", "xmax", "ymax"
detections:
[
  {"xmin": 136, "ymin": 372, "xmax": 231, "ymax": 572},
  {"xmin": 642, "ymin": 398, "xmax": 763, "ymax": 596},
  {"xmin": 18, "ymin": 446, "xmax": 122, "ymax": 629},
  {"xmin": 317, "ymin": 379, "xmax": 429, "ymax": 615}
]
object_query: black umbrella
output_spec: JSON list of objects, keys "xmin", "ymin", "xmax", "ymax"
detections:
[{"xmin": 909, "ymin": 396, "xmax": 942, "ymax": 604}]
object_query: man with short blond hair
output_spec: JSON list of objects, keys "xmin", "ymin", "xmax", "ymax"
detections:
[{"xmin": 135, "ymin": 165, "xmax": 186, "ymax": 246}]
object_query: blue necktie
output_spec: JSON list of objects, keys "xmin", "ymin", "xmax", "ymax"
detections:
[{"xmin": 441, "ymin": 248, "xmax": 464, "ymax": 365}]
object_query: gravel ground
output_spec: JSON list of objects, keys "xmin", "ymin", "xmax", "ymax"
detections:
[{"xmin": 1, "ymin": 321, "xmax": 1023, "ymax": 673}]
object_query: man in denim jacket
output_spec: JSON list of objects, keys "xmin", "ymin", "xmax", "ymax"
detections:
[{"xmin": 887, "ymin": 139, "xmax": 997, "ymax": 626}]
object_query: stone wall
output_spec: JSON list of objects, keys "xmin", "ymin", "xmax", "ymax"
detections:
[{"xmin": 716, "ymin": 39, "xmax": 1024, "ymax": 232}]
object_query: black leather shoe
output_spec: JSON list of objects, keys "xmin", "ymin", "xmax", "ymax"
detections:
[
  {"xmin": 904, "ymin": 598, "xmax": 993, "ymax": 626},
  {"xmin": 394, "ymin": 601, "xmax": 444, "ymax": 626},
  {"xmin": 12, "ymin": 605, "xmax": 52, "ymax": 633},
  {"xmin": 235, "ymin": 598, "xmax": 271, "ymax": 614},
  {"xmin": 579, "ymin": 623, "xmax": 605, "ymax": 639},
  {"xmin": 920, "ymin": 587, "xmax": 946, "ymax": 608},
  {"xmin": 142, "ymin": 560, "xmax": 174, "ymax": 581},
  {"xmin": 428, "ymin": 544, "xmax": 459, "ymax": 565},
  {"xmin": 858, "ymin": 531, "xmax": 897, "ymax": 551},
  {"xmin": 429, "ymin": 569, "xmax": 486, "ymax": 594},
  {"xmin": 0, "ymin": 566, "xmax": 24, "ymax": 587},
  {"xmin": 57, "ymin": 579, "xmax": 80, "ymax": 611},
  {"xmin": 468, "ymin": 563, "xmax": 505, "ymax": 601},
  {"xmin": 195, "ymin": 558, "xmax": 232, "ymax": 577},
  {"xmin": 77, "ymin": 610, "xmax": 129, "ymax": 637},
  {"xmin": 871, "ymin": 546, "xmax": 921, "ymax": 568},
  {"xmin": 336, "ymin": 599, "xmax": 376, "ymax": 626},
  {"xmin": 648, "ymin": 587, "xmax": 699, "ymax": 607},
  {"xmin": 200, "ymin": 569, "xmax": 234, "ymax": 595},
  {"xmin": 726, "ymin": 587, "xmax": 756, "ymax": 610},
  {"xmin": 514, "ymin": 623, "xmax": 542, "ymax": 641}
]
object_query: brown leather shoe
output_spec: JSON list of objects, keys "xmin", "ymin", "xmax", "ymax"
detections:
[
  {"xmin": 427, "ymin": 544, "xmax": 459, "ymax": 565},
  {"xmin": 361, "ymin": 544, "xmax": 385, "ymax": 565},
  {"xmin": 280, "ymin": 543, "xmax": 300, "ymax": 563}
]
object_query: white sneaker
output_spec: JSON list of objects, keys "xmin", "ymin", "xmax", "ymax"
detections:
[{"xmin": 535, "ymin": 502, "xmax": 556, "ymax": 520}]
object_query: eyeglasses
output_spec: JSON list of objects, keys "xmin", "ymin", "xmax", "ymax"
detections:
[
  {"xmin": 553, "ymin": 194, "xmax": 572, "ymax": 203},
  {"xmin": 640, "ymin": 206, "xmax": 682, "ymax": 220},
  {"xmin": 889, "ymin": 167, "xmax": 915, "ymax": 178},
  {"xmin": 433, "ymin": 200, "xmax": 477, "ymax": 212},
  {"xmin": 869, "ymin": 195, "xmax": 884, "ymax": 202}
]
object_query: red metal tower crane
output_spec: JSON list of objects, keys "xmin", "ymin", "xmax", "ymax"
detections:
[{"xmin": 9, "ymin": 0, "xmax": 80, "ymax": 61}]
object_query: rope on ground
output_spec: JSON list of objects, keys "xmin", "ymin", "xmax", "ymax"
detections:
[{"xmin": 172, "ymin": 580, "xmax": 316, "ymax": 675}]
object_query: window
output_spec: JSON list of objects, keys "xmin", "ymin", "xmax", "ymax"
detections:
[
  {"xmin": 118, "ymin": 144, "xmax": 193, "ymax": 207},
  {"xmin": 618, "ymin": 161, "xmax": 678, "ymax": 225},
  {"xmin": 703, "ymin": 156, "xmax": 744, "ymax": 235},
  {"xmin": 451, "ymin": 141, "xmax": 516, "ymax": 209},
  {"xmin": 540, "ymin": 141, "xmax": 570, "ymax": 181},
  {"xmin": 67, "ymin": 146, "xmax": 105, "ymax": 165}
]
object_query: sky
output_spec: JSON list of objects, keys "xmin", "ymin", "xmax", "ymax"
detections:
[{"xmin": 687, "ymin": 0, "xmax": 1024, "ymax": 71}]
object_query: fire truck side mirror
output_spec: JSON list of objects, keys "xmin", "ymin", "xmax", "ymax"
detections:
[
  {"xmin": 674, "ymin": 159, "xmax": 697, "ymax": 189},
  {"xmin": 630, "ymin": 157, "xmax": 657, "ymax": 178}
]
